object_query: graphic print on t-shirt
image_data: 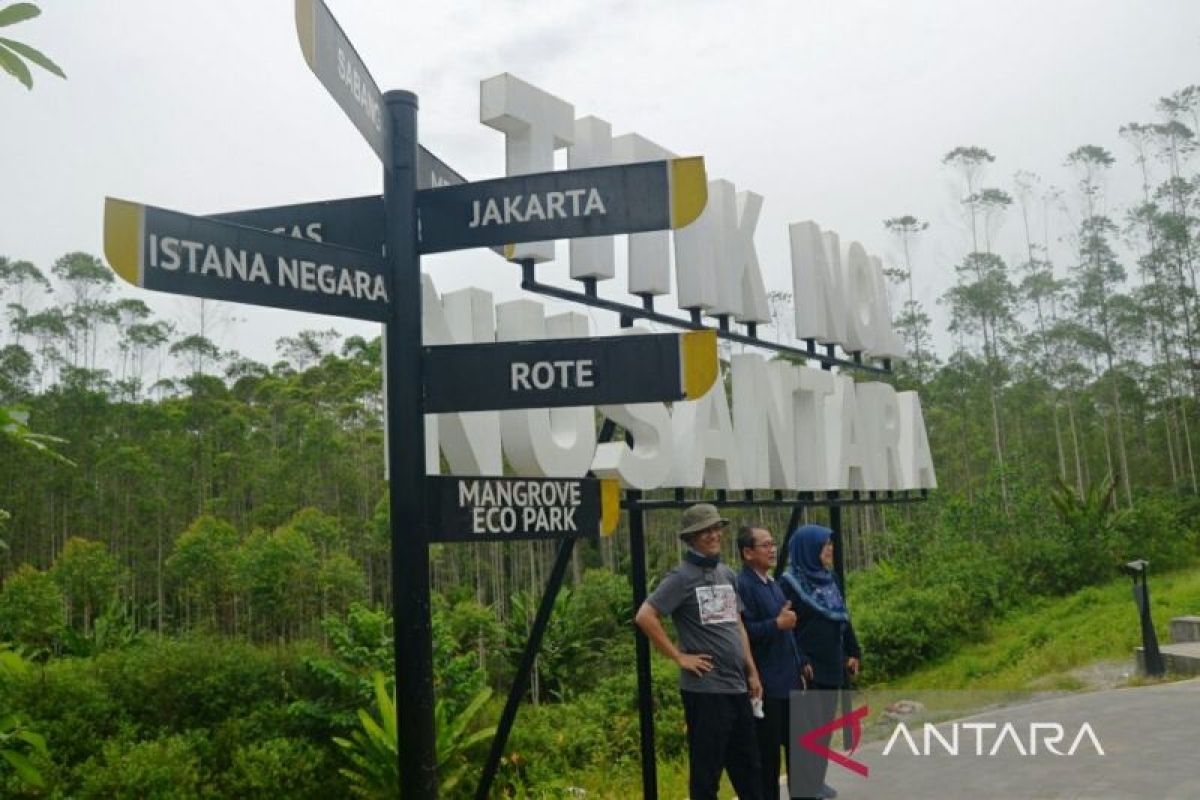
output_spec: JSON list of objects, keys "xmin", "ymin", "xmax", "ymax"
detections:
[{"xmin": 695, "ymin": 584, "xmax": 738, "ymax": 625}]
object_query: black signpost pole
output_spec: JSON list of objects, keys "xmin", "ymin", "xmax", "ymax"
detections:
[
  {"xmin": 383, "ymin": 89, "xmax": 438, "ymax": 799},
  {"xmin": 627, "ymin": 491, "xmax": 659, "ymax": 800}
]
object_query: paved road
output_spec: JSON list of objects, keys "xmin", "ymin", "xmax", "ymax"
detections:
[{"xmin": 791, "ymin": 678, "xmax": 1200, "ymax": 800}]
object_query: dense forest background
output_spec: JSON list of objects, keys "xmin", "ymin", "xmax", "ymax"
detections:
[{"xmin": 2, "ymin": 83, "xmax": 1199, "ymax": 797}]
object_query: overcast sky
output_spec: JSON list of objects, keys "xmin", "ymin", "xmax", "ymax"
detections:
[{"xmin": 3, "ymin": 1, "xmax": 1198, "ymax": 368}]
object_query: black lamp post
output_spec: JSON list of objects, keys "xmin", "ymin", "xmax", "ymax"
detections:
[{"xmin": 1119, "ymin": 559, "xmax": 1165, "ymax": 677}]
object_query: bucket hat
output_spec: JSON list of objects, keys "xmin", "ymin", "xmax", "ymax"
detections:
[{"xmin": 677, "ymin": 503, "xmax": 730, "ymax": 540}]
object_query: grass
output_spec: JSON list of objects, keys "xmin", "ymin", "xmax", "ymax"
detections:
[{"xmin": 881, "ymin": 564, "xmax": 1200, "ymax": 691}]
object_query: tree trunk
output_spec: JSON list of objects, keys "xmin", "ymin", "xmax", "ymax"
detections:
[
  {"xmin": 1068, "ymin": 401, "xmax": 1086, "ymax": 494},
  {"xmin": 1180, "ymin": 397, "xmax": 1198, "ymax": 493},
  {"xmin": 1052, "ymin": 400, "xmax": 1068, "ymax": 483}
]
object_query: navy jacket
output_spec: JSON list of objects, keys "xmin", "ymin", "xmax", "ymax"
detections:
[
  {"xmin": 737, "ymin": 565, "xmax": 803, "ymax": 699},
  {"xmin": 780, "ymin": 574, "xmax": 861, "ymax": 689}
]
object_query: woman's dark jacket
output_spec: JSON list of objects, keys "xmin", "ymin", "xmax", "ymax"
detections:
[{"xmin": 780, "ymin": 574, "xmax": 861, "ymax": 688}]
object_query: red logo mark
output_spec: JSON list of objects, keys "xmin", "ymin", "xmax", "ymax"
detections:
[{"xmin": 797, "ymin": 704, "xmax": 870, "ymax": 777}]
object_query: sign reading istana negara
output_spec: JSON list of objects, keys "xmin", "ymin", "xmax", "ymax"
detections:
[{"xmin": 104, "ymin": 198, "xmax": 391, "ymax": 322}]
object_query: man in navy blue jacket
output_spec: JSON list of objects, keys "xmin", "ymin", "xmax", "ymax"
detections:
[{"xmin": 737, "ymin": 525, "xmax": 803, "ymax": 800}]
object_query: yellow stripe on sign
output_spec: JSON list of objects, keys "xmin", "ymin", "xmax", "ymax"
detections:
[
  {"xmin": 103, "ymin": 198, "xmax": 144, "ymax": 287},
  {"xmin": 295, "ymin": 0, "xmax": 316, "ymax": 69},
  {"xmin": 679, "ymin": 329, "xmax": 718, "ymax": 399},
  {"xmin": 503, "ymin": 243, "xmax": 516, "ymax": 261},
  {"xmin": 600, "ymin": 478, "xmax": 621, "ymax": 537},
  {"xmin": 668, "ymin": 156, "xmax": 707, "ymax": 229}
]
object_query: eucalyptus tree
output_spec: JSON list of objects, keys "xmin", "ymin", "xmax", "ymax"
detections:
[
  {"xmin": 14, "ymin": 306, "xmax": 66, "ymax": 389},
  {"xmin": 1013, "ymin": 171, "xmax": 1070, "ymax": 483},
  {"xmin": 169, "ymin": 333, "xmax": 223, "ymax": 379},
  {"xmin": 50, "ymin": 252, "xmax": 113, "ymax": 372},
  {"xmin": 0, "ymin": 258, "xmax": 51, "ymax": 348},
  {"xmin": 276, "ymin": 328, "xmax": 342, "ymax": 371},
  {"xmin": 942, "ymin": 147, "xmax": 1018, "ymax": 508},
  {"xmin": 1065, "ymin": 145, "xmax": 1132, "ymax": 505},
  {"xmin": 942, "ymin": 146, "xmax": 995, "ymax": 251},
  {"xmin": 166, "ymin": 515, "xmax": 239, "ymax": 632},
  {"xmin": 50, "ymin": 536, "xmax": 124, "ymax": 635},
  {"xmin": 0, "ymin": 342, "xmax": 34, "ymax": 400},
  {"xmin": 109, "ymin": 298, "xmax": 151, "ymax": 384},
  {"xmin": 1148, "ymin": 93, "xmax": 1199, "ymax": 391},
  {"xmin": 883, "ymin": 215, "xmax": 933, "ymax": 383},
  {"xmin": 1121, "ymin": 121, "xmax": 1197, "ymax": 490}
]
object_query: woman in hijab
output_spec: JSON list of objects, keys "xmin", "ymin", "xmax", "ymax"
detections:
[{"xmin": 780, "ymin": 524, "xmax": 861, "ymax": 800}]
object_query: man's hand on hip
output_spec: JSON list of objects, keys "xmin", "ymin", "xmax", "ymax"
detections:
[{"xmin": 676, "ymin": 652, "xmax": 713, "ymax": 677}]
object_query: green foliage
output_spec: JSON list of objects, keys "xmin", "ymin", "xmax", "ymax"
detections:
[
  {"xmin": 51, "ymin": 537, "xmax": 125, "ymax": 634},
  {"xmin": 0, "ymin": 3, "xmax": 65, "ymax": 90},
  {"xmin": 499, "ymin": 570, "xmax": 633, "ymax": 703},
  {"xmin": 237, "ymin": 523, "xmax": 319, "ymax": 639},
  {"xmin": 1112, "ymin": 490, "xmax": 1200, "ymax": 569},
  {"xmin": 0, "ymin": 645, "xmax": 48, "ymax": 791},
  {"xmin": 167, "ymin": 515, "xmax": 239, "ymax": 628},
  {"xmin": 76, "ymin": 732, "xmax": 208, "ymax": 799},
  {"xmin": 225, "ymin": 737, "xmax": 331, "ymax": 800},
  {"xmin": 0, "ymin": 563, "xmax": 64, "ymax": 652},
  {"xmin": 503, "ymin": 655, "xmax": 684, "ymax": 791},
  {"xmin": 334, "ymin": 671, "xmax": 495, "ymax": 799},
  {"xmin": 1047, "ymin": 474, "xmax": 1129, "ymax": 591},
  {"xmin": 0, "ymin": 404, "xmax": 70, "ymax": 463},
  {"xmin": 334, "ymin": 672, "xmax": 399, "ymax": 799}
]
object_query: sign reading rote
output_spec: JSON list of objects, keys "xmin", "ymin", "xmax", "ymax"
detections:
[{"xmin": 422, "ymin": 330, "xmax": 718, "ymax": 413}]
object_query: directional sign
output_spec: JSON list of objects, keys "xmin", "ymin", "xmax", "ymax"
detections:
[
  {"xmin": 103, "ymin": 198, "xmax": 391, "ymax": 322},
  {"xmin": 209, "ymin": 195, "xmax": 385, "ymax": 252},
  {"xmin": 419, "ymin": 147, "xmax": 468, "ymax": 190},
  {"xmin": 295, "ymin": 0, "xmax": 388, "ymax": 162},
  {"xmin": 416, "ymin": 157, "xmax": 708, "ymax": 255},
  {"xmin": 295, "ymin": 0, "xmax": 472, "ymax": 187},
  {"xmin": 425, "ymin": 475, "xmax": 620, "ymax": 542},
  {"xmin": 206, "ymin": 145, "xmax": 482, "ymax": 254},
  {"xmin": 422, "ymin": 329, "xmax": 718, "ymax": 413}
]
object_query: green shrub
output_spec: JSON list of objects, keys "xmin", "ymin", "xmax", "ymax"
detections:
[
  {"xmin": 0, "ymin": 564, "xmax": 65, "ymax": 652},
  {"xmin": 224, "ymin": 736, "xmax": 331, "ymax": 799},
  {"xmin": 76, "ymin": 732, "xmax": 209, "ymax": 799},
  {"xmin": 87, "ymin": 636, "xmax": 311, "ymax": 734},
  {"xmin": 1, "ymin": 660, "xmax": 122, "ymax": 767},
  {"xmin": 1113, "ymin": 490, "xmax": 1200, "ymax": 571}
]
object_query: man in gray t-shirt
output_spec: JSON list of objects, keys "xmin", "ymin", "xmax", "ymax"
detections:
[{"xmin": 634, "ymin": 503, "xmax": 763, "ymax": 800}]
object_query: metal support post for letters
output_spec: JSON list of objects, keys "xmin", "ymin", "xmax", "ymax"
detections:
[
  {"xmin": 383, "ymin": 90, "xmax": 439, "ymax": 799},
  {"xmin": 829, "ymin": 495, "xmax": 845, "ymax": 585},
  {"xmin": 774, "ymin": 504, "xmax": 807, "ymax": 578}
]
